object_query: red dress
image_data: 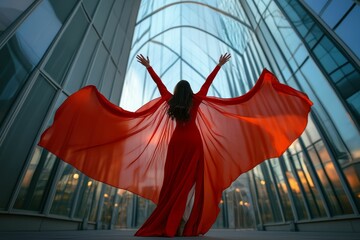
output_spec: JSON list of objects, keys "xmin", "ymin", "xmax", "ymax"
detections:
[
  {"xmin": 135, "ymin": 66, "xmax": 220, "ymax": 236},
  {"xmin": 39, "ymin": 66, "xmax": 312, "ymax": 237}
]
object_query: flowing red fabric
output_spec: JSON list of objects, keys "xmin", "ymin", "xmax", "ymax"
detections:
[{"xmin": 39, "ymin": 67, "xmax": 312, "ymax": 236}]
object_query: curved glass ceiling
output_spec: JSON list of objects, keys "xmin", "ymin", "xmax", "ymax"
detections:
[{"xmin": 120, "ymin": 0, "xmax": 260, "ymax": 111}]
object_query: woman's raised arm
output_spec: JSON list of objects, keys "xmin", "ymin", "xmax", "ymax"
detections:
[
  {"xmin": 197, "ymin": 53, "xmax": 231, "ymax": 96},
  {"xmin": 136, "ymin": 54, "xmax": 171, "ymax": 98}
]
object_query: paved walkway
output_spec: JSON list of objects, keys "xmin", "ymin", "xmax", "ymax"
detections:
[{"xmin": 0, "ymin": 229, "xmax": 359, "ymax": 240}]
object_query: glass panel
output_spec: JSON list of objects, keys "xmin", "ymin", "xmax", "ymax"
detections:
[
  {"xmin": 136, "ymin": 196, "xmax": 150, "ymax": 227},
  {"xmin": 0, "ymin": 75, "xmax": 56, "ymax": 209},
  {"xmin": 44, "ymin": 7, "xmax": 89, "ymax": 84},
  {"xmin": 308, "ymin": 142, "xmax": 353, "ymax": 215},
  {"xmin": 314, "ymin": 141, "xmax": 353, "ymax": 215},
  {"xmin": 103, "ymin": 11, "xmax": 117, "ymax": 49},
  {"xmin": 269, "ymin": 159, "xmax": 294, "ymax": 221},
  {"xmin": 100, "ymin": 60, "xmax": 116, "ymax": 98},
  {"xmin": 93, "ymin": 0, "xmax": 113, "ymax": 35},
  {"xmin": 303, "ymin": 0, "xmax": 328, "ymax": 14},
  {"xmin": 292, "ymin": 152, "xmax": 327, "ymax": 218},
  {"xmin": 335, "ymin": 6, "xmax": 360, "ymax": 59},
  {"xmin": 320, "ymin": 0, "xmax": 353, "ymax": 28},
  {"xmin": 50, "ymin": 164, "xmax": 81, "ymax": 216},
  {"xmin": 82, "ymin": 0, "xmax": 99, "ymax": 17},
  {"xmin": 89, "ymin": 183, "xmax": 103, "ymax": 222},
  {"xmin": 252, "ymin": 166, "xmax": 274, "ymax": 223},
  {"xmin": 14, "ymin": 148, "xmax": 57, "ymax": 211},
  {"xmin": 74, "ymin": 177, "xmax": 98, "ymax": 219},
  {"xmin": 0, "ymin": 0, "xmax": 74, "ymax": 124},
  {"xmin": 113, "ymin": 190, "xmax": 134, "ymax": 228},
  {"xmin": 101, "ymin": 186, "xmax": 116, "ymax": 227},
  {"xmin": 347, "ymin": 92, "xmax": 360, "ymax": 124},
  {"xmin": 300, "ymin": 60, "xmax": 357, "ymax": 163},
  {"xmin": 86, "ymin": 42, "xmax": 108, "ymax": 87},
  {"xmin": 14, "ymin": 92, "xmax": 66, "ymax": 211},
  {"xmin": 343, "ymin": 163, "xmax": 360, "ymax": 210},
  {"xmin": 0, "ymin": 0, "xmax": 35, "ymax": 32},
  {"xmin": 213, "ymin": 197, "xmax": 225, "ymax": 228},
  {"xmin": 228, "ymin": 174, "xmax": 256, "ymax": 228},
  {"xmin": 283, "ymin": 155, "xmax": 308, "ymax": 220},
  {"xmin": 110, "ymin": 71, "xmax": 123, "ymax": 104},
  {"xmin": 64, "ymin": 26, "xmax": 99, "ymax": 94}
]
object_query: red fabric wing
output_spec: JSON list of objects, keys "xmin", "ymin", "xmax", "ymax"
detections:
[
  {"xmin": 39, "ymin": 86, "xmax": 174, "ymax": 204},
  {"xmin": 194, "ymin": 69, "xmax": 312, "ymax": 230}
]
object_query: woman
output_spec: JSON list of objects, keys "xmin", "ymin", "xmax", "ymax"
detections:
[
  {"xmin": 134, "ymin": 53, "xmax": 231, "ymax": 237},
  {"xmin": 39, "ymin": 53, "xmax": 312, "ymax": 237}
]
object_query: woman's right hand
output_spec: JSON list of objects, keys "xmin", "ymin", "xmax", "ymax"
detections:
[
  {"xmin": 218, "ymin": 53, "xmax": 231, "ymax": 67},
  {"xmin": 136, "ymin": 54, "xmax": 150, "ymax": 68}
]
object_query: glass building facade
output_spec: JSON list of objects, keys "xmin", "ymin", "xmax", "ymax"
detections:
[{"xmin": 0, "ymin": 0, "xmax": 359, "ymax": 232}]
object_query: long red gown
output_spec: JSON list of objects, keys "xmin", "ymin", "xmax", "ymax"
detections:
[{"xmin": 39, "ymin": 66, "xmax": 312, "ymax": 237}]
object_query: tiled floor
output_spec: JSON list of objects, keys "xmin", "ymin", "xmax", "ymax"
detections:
[{"xmin": 0, "ymin": 229, "xmax": 359, "ymax": 240}]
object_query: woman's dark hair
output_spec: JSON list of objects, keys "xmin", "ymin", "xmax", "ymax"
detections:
[{"xmin": 167, "ymin": 80, "xmax": 193, "ymax": 122}]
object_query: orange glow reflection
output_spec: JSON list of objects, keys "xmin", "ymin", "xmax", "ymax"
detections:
[{"xmin": 286, "ymin": 172, "xmax": 300, "ymax": 193}]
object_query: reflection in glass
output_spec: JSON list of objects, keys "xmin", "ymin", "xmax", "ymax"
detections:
[
  {"xmin": 311, "ymin": 142, "xmax": 353, "ymax": 215},
  {"xmin": 291, "ymin": 151, "xmax": 327, "ymax": 218},
  {"xmin": 0, "ymin": 0, "xmax": 35, "ymax": 32},
  {"xmin": 101, "ymin": 186, "xmax": 116, "ymax": 227},
  {"xmin": 226, "ymin": 174, "xmax": 255, "ymax": 228},
  {"xmin": 283, "ymin": 154, "xmax": 308, "ymax": 220},
  {"xmin": 74, "ymin": 177, "xmax": 98, "ymax": 219},
  {"xmin": 269, "ymin": 159, "xmax": 294, "ymax": 221},
  {"xmin": 343, "ymin": 164, "xmax": 360, "ymax": 209},
  {"xmin": 44, "ymin": 7, "xmax": 89, "ymax": 84},
  {"xmin": 0, "ymin": 0, "xmax": 75, "ymax": 125},
  {"xmin": 14, "ymin": 147, "xmax": 57, "ymax": 211},
  {"xmin": 253, "ymin": 166, "xmax": 275, "ymax": 223},
  {"xmin": 64, "ymin": 26, "xmax": 99, "ymax": 94},
  {"xmin": 0, "ymin": 75, "xmax": 56, "ymax": 209},
  {"xmin": 50, "ymin": 164, "xmax": 81, "ymax": 216},
  {"xmin": 113, "ymin": 190, "xmax": 134, "ymax": 228},
  {"xmin": 89, "ymin": 183, "xmax": 102, "ymax": 222}
]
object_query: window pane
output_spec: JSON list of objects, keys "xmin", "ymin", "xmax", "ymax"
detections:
[
  {"xmin": 82, "ymin": 0, "xmax": 99, "ymax": 17},
  {"xmin": 64, "ymin": 26, "xmax": 99, "ymax": 94},
  {"xmin": 0, "ymin": 0, "xmax": 72, "ymax": 124},
  {"xmin": 0, "ymin": 0, "xmax": 35, "ymax": 32},
  {"xmin": 0, "ymin": 75, "xmax": 56, "ymax": 209},
  {"xmin": 14, "ymin": 148, "xmax": 57, "ymax": 211},
  {"xmin": 270, "ymin": 159, "xmax": 294, "ymax": 221},
  {"xmin": 314, "ymin": 141, "xmax": 353, "ymax": 215},
  {"xmin": 50, "ymin": 164, "xmax": 81, "ymax": 216},
  {"xmin": 14, "ymin": 92, "xmax": 66, "ymax": 211},
  {"xmin": 303, "ymin": 0, "xmax": 327, "ymax": 14},
  {"xmin": 321, "ymin": 1, "xmax": 353, "ymax": 28},
  {"xmin": 74, "ymin": 177, "xmax": 98, "ymax": 219},
  {"xmin": 44, "ymin": 7, "xmax": 89, "ymax": 84},
  {"xmin": 101, "ymin": 186, "xmax": 116, "ymax": 227},
  {"xmin": 252, "ymin": 166, "xmax": 275, "ymax": 223},
  {"xmin": 283, "ymin": 155, "xmax": 308, "ymax": 220},
  {"xmin": 228, "ymin": 175, "xmax": 256, "ymax": 228},
  {"xmin": 113, "ymin": 190, "xmax": 134, "ymax": 228},
  {"xmin": 335, "ymin": 6, "xmax": 360, "ymax": 59},
  {"xmin": 100, "ymin": 60, "xmax": 116, "ymax": 98},
  {"xmin": 343, "ymin": 164, "xmax": 360, "ymax": 210},
  {"xmin": 293, "ymin": 152, "xmax": 327, "ymax": 218},
  {"xmin": 93, "ymin": 0, "xmax": 113, "ymax": 35},
  {"xmin": 89, "ymin": 183, "xmax": 103, "ymax": 222},
  {"xmin": 86, "ymin": 42, "xmax": 108, "ymax": 87}
]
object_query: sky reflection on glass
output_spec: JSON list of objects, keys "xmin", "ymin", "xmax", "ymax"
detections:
[{"xmin": 120, "ymin": 1, "xmax": 254, "ymax": 111}]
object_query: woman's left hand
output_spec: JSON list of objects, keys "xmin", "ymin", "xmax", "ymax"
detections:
[{"xmin": 136, "ymin": 54, "xmax": 151, "ymax": 68}]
